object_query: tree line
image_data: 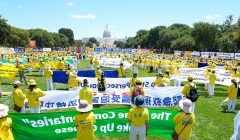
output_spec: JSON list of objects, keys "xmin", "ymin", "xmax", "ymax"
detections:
[
  {"xmin": 115, "ymin": 15, "xmax": 240, "ymax": 53},
  {"xmin": 0, "ymin": 15, "xmax": 99, "ymax": 49}
]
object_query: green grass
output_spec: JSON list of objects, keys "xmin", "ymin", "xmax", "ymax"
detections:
[{"xmin": 0, "ymin": 60, "xmax": 238, "ymax": 140}]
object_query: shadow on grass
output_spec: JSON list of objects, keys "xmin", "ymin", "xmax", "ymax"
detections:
[{"xmin": 1, "ymin": 83, "xmax": 13, "ymax": 86}]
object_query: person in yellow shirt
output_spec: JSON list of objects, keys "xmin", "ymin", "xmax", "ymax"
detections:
[
  {"xmin": 25, "ymin": 79, "xmax": 46, "ymax": 113},
  {"xmin": 154, "ymin": 73, "xmax": 164, "ymax": 87},
  {"xmin": 17, "ymin": 61, "xmax": 28, "ymax": 85},
  {"xmin": 74, "ymin": 100, "xmax": 96, "ymax": 140},
  {"xmin": 58, "ymin": 60, "xmax": 65, "ymax": 70},
  {"xmin": 79, "ymin": 79, "xmax": 93, "ymax": 105},
  {"xmin": 66, "ymin": 65, "xmax": 74, "ymax": 84},
  {"xmin": 174, "ymin": 99, "xmax": 196, "ymax": 140},
  {"xmin": 95, "ymin": 67, "xmax": 102, "ymax": 81},
  {"xmin": 173, "ymin": 66, "xmax": 182, "ymax": 87},
  {"xmin": 118, "ymin": 63, "xmax": 126, "ymax": 78},
  {"xmin": 169, "ymin": 63, "xmax": 175, "ymax": 75},
  {"xmin": 93, "ymin": 59, "xmax": 100, "ymax": 70},
  {"xmin": 27, "ymin": 58, "xmax": 33, "ymax": 74},
  {"xmin": 128, "ymin": 95, "xmax": 149, "ymax": 140},
  {"xmin": 39, "ymin": 60, "xmax": 46, "ymax": 77},
  {"xmin": 208, "ymin": 70, "xmax": 217, "ymax": 98},
  {"xmin": 44, "ymin": 65, "xmax": 53, "ymax": 91},
  {"xmin": 129, "ymin": 73, "xmax": 138, "ymax": 88},
  {"xmin": 226, "ymin": 79, "xmax": 238, "ymax": 112},
  {"xmin": 0, "ymin": 104, "xmax": 14, "ymax": 140},
  {"xmin": 182, "ymin": 75, "xmax": 197, "ymax": 113},
  {"xmin": 129, "ymin": 78, "xmax": 145, "ymax": 105},
  {"xmin": 13, "ymin": 81, "xmax": 26, "ymax": 113},
  {"xmin": 231, "ymin": 68, "xmax": 240, "ymax": 83},
  {"xmin": 204, "ymin": 68, "xmax": 211, "ymax": 90},
  {"xmin": 68, "ymin": 71, "xmax": 82, "ymax": 91}
]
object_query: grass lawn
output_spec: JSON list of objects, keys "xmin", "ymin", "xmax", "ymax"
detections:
[{"xmin": 0, "ymin": 60, "xmax": 239, "ymax": 140}]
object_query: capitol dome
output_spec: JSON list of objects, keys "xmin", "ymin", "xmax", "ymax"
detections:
[{"xmin": 103, "ymin": 24, "xmax": 111, "ymax": 38}]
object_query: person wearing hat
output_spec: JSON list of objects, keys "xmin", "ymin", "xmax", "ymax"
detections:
[
  {"xmin": 204, "ymin": 67, "xmax": 211, "ymax": 91},
  {"xmin": 68, "ymin": 71, "xmax": 82, "ymax": 91},
  {"xmin": 130, "ymin": 78, "xmax": 145, "ymax": 106},
  {"xmin": 174, "ymin": 99, "xmax": 196, "ymax": 140},
  {"xmin": 0, "ymin": 104, "xmax": 14, "ymax": 140},
  {"xmin": 127, "ymin": 95, "xmax": 149, "ymax": 140},
  {"xmin": 129, "ymin": 73, "xmax": 138, "ymax": 88},
  {"xmin": 25, "ymin": 79, "xmax": 46, "ymax": 113},
  {"xmin": 17, "ymin": 61, "xmax": 28, "ymax": 85},
  {"xmin": 118, "ymin": 63, "xmax": 126, "ymax": 78},
  {"xmin": 226, "ymin": 79, "xmax": 238, "ymax": 112},
  {"xmin": 13, "ymin": 81, "xmax": 26, "ymax": 113},
  {"xmin": 208, "ymin": 70, "xmax": 217, "ymax": 98},
  {"xmin": 44, "ymin": 65, "xmax": 53, "ymax": 91},
  {"xmin": 182, "ymin": 75, "xmax": 197, "ymax": 113},
  {"xmin": 79, "ymin": 79, "xmax": 94, "ymax": 105},
  {"xmin": 74, "ymin": 100, "xmax": 96, "ymax": 140}
]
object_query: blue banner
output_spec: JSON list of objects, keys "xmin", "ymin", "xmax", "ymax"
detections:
[{"xmin": 53, "ymin": 70, "xmax": 118, "ymax": 83}]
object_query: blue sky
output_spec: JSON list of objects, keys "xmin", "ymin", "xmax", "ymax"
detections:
[{"xmin": 0, "ymin": 0, "xmax": 240, "ymax": 39}]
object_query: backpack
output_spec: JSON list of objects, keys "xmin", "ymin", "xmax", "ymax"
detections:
[
  {"xmin": 98, "ymin": 79, "xmax": 106, "ymax": 92},
  {"xmin": 131, "ymin": 87, "xmax": 143, "ymax": 103},
  {"xmin": 186, "ymin": 84, "xmax": 199, "ymax": 102}
]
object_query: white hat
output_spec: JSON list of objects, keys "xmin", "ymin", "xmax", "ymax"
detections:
[
  {"xmin": 14, "ymin": 81, "xmax": 22, "ymax": 86},
  {"xmin": 70, "ymin": 71, "xmax": 78, "ymax": 77},
  {"xmin": 76, "ymin": 100, "xmax": 93, "ymax": 112},
  {"xmin": 179, "ymin": 99, "xmax": 192, "ymax": 113},
  {"xmin": 0, "ymin": 104, "xmax": 9, "ymax": 118}
]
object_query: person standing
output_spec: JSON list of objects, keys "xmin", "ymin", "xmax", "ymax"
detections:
[
  {"xmin": 174, "ymin": 66, "xmax": 182, "ymax": 87},
  {"xmin": 39, "ymin": 60, "xmax": 46, "ymax": 77},
  {"xmin": 204, "ymin": 68, "xmax": 211, "ymax": 90},
  {"xmin": 208, "ymin": 70, "xmax": 217, "ymax": 98},
  {"xmin": 0, "ymin": 104, "xmax": 14, "ymax": 140},
  {"xmin": 129, "ymin": 73, "xmax": 138, "ymax": 88},
  {"xmin": 226, "ymin": 79, "xmax": 238, "ymax": 112},
  {"xmin": 95, "ymin": 66, "xmax": 102, "ymax": 81},
  {"xmin": 74, "ymin": 100, "xmax": 96, "ymax": 140},
  {"xmin": 72, "ymin": 57, "xmax": 78, "ymax": 69},
  {"xmin": 25, "ymin": 79, "xmax": 46, "ymax": 113},
  {"xmin": 13, "ymin": 81, "xmax": 26, "ymax": 113},
  {"xmin": 68, "ymin": 71, "xmax": 82, "ymax": 91},
  {"xmin": 133, "ymin": 60, "xmax": 139, "ymax": 75},
  {"xmin": 128, "ymin": 95, "xmax": 149, "ymax": 140},
  {"xmin": 44, "ymin": 65, "xmax": 53, "ymax": 91},
  {"xmin": 79, "ymin": 79, "xmax": 94, "ymax": 105},
  {"xmin": 129, "ymin": 79, "xmax": 145, "ymax": 105},
  {"xmin": 118, "ymin": 63, "xmax": 126, "ymax": 78},
  {"xmin": 173, "ymin": 99, "xmax": 196, "ymax": 140},
  {"xmin": 17, "ymin": 61, "xmax": 28, "ymax": 85},
  {"xmin": 182, "ymin": 75, "xmax": 198, "ymax": 113}
]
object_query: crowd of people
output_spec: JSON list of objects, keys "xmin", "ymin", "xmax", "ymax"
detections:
[{"xmin": 1, "ymin": 51, "xmax": 240, "ymax": 140}]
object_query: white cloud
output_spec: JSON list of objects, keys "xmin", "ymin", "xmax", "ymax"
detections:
[
  {"xmin": 204, "ymin": 14, "xmax": 221, "ymax": 20},
  {"xmin": 70, "ymin": 14, "xmax": 96, "ymax": 20},
  {"xmin": 67, "ymin": 2, "xmax": 74, "ymax": 6}
]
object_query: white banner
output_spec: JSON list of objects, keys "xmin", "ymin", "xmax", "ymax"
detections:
[
  {"xmin": 24, "ymin": 87, "xmax": 183, "ymax": 110},
  {"xmin": 99, "ymin": 58, "xmax": 133, "ymax": 68},
  {"xmin": 174, "ymin": 51, "xmax": 182, "ymax": 56},
  {"xmin": 217, "ymin": 52, "xmax": 234, "ymax": 60},
  {"xmin": 43, "ymin": 48, "xmax": 51, "ymax": 52},
  {"xmin": 235, "ymin": 53, "xmax": 240, "ymax": 60},
  {"xmin": 192, "ymin": 51, "xmax": 200, "ymax": 57},
  {"xmin": 201, "ymin": 52, "xmax": 216, "ymax": 58}
]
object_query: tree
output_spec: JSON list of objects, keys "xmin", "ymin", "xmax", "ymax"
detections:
[
  {"xmin": 192, "ymin": 22, "xmax": 218, "ymax": 51},
  {"xmin": 87, "ymin": 37, "xmax": 99, "ymax": 47},
  {"xmin": 148, "ymin": 26, "xmax": 166, "ymax": 49},
  {"xmin": 5, "ymin": 26, "xmax": 29, "ymax": 47},
  {"xmin": 73, "ymin": 39, "xmax": 83, "ymax": 46},
  {"xmin": 51, "ymin": 33, "xmax": 69, "ymax": 49},
  {"xmin": 235, "ymin": 17, "xmax": 240, "ymax": 51},
  {"xmin": 114, "ymin": 40, "xmax": 126, "ymax": 48},
  {"xmin": 171, "ymin": 35, "xmax": 195, "ymax": 51},
  {"xmin": 58, "ymin": 28, "xmax": 74, "ymax": 45},
  {"xmin": 126, "ymin": 37, "xmax": 136, "ymax": 48},
  {"xmin": 28, "ymin": 29, "xmax": 54, "ymax": 48},
  {"xmin": 0, "ymin": 15, "xmax": 10, "ymax": 45},
  {"xmin": 134, "ymin": 30, "xmax": 149, "ymax": 48}
]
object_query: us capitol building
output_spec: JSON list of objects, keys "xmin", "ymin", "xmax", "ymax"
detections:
[{"xmin": 82, "ymin": 24, "xmax": 127, "ymax": 48}]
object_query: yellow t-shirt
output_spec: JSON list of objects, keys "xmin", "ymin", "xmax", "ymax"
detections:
[
  {"xmin": 0, "ymin": 118, "xmax": 14, "ymax": 140},
  {"xmin": 118, "ymin": 67, "xmax": 125, "ymax": 77},
  {"xmin": 127, "ymin": 108, "xmax": 149, "ymax": 126},
  {"xmin": 18, "ymin": 64, "xmax": 25, "ymax": 72},
  {"xmin": 25, "ymin": 88, "xmax": 46, "ymax": 108},
  {"xmin": 44, "ymin": 70, "xmax": 53, "ymax": 79},
  {"xmin": 129, "ymin": 78, "xmax": 137, "ymax": 87},
  {"xmin": 155, "ymin": 77, "xmax": 163, "ymax": 87},
  {"xmin": 209, "ymin": 73, "xmax": 217, "ymax": 85},
  {"xmin": 204, "ymin": 71, "xmax": 211, "ymax": 77},
  {"xmin": 182, "ymin": 82, "xmax": 196, "ymax": 97},
  {"xmin": 95, "ymin": 69, "xmax": 102, "ymax": 80},
  {"xmin": 228, "ymin": 84, "xmax": 238, "ymax": 100},
  {"xmin": 69, "ymin": 77, "xmax": 82, "ymax": 89},
  {"xmin": 74, "ymin": 112, "xmax": 96, "ymax": 140},
  {"xmin": 39, "ymin": 62, "xmax": 46, "ymax": 68},
  {"xmin": 174, "ymin": 112, "xmax": 196, "ymax": 139},
  {"xmin": 58, "ymin": 61, "xmax": 65, "ymax": 70},
  {"xmin": 13, "ymin": 88, "xmax": 26, "ymax": 107},
  {"xmin": 79, "ymin": 87, "xmax": 94, "ymax": 104},
  {"xmin": 169, "ymin": 65, "xmax": 175, "ymax": 74},
  {"xmin": 93, "ymin": 60, "xmax": 100, "ymax": 67}
]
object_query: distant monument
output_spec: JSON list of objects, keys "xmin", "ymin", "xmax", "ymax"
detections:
[{"xmin": 102, "ymin": 24, "xmax": 112, "ymax": 47}]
